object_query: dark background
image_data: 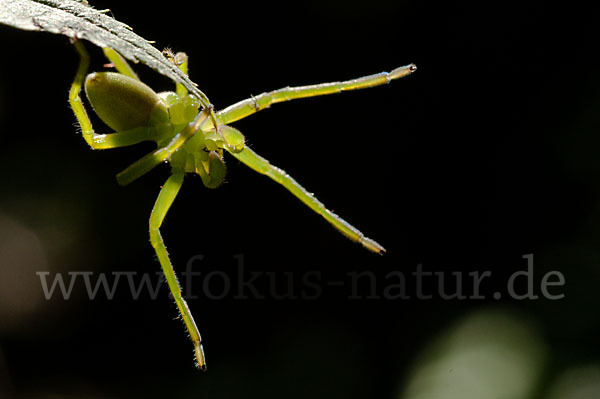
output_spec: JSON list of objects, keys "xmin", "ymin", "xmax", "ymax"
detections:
[{"xmin": 0, "ymin": 0, "xmax": 599, "ymax": 398}]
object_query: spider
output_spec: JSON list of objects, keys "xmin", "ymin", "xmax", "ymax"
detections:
[{"xmin": 68, "ymin": 39, "xmax": 416, "ymax": 370}]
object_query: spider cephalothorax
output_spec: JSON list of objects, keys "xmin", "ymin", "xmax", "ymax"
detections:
[{"xmin": 84, "ymin": 70, "xmax": 243, "ymax": 189}]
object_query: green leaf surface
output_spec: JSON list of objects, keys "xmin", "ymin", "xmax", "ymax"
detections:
[{"xmin": 0, "ymin": 0, "xmax": 211, "ymax": 107}]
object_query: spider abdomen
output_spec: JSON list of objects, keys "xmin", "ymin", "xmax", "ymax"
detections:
[{"xmin": 84, "ymin": 72, "xmax": 169, "ymax": 131}]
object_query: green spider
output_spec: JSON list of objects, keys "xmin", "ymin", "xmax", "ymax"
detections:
[{"xmin": 68, "ymin": 39, "xmax": 416, "ymax": 370}]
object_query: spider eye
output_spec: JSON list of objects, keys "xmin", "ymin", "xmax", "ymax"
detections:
[{"xmin": 84, "ymin": 72, "xmax": 169, "ymax": 131}]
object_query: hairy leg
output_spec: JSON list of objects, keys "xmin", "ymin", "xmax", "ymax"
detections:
[
  {"xmin": 69, "ymin": 40, "xmax": 150, "ymax": 149},
  {"xmin": 218, "ymin": 64, "xmax": 416, "ymax": 125},
  {"xmin": 149, "ymin": 170, "xmax": 207, "ymax": 370},
  {"xmin": 228, "ymin": 146, "xmax": 386, "ymax": 254}
]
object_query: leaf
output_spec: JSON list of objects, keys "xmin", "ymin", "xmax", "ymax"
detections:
[{"xmin": 0, "ymin": 0, "xmax": 212, "ymax": 108}]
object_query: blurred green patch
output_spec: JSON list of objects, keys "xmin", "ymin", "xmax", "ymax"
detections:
[{"xmin": 399, "ymin": 307, "xmax": 547, "ymax": 399}]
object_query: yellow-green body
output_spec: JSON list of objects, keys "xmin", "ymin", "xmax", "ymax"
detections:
[
  {"xmin": 84, "ymin": 70, "xmax": 238, "ymax": 189},
  {"xmin": 68, "ymin": 40, "xmax": 415, "ymax": 370}
]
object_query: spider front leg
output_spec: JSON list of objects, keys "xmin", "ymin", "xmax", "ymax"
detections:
[
  {"xmin": 217, "ymin": 64, "xmax": 417, "ymax": 125},
  {"xmin": 69, "ymin": 40, "xmax": 151, "ymax": 149},
  {"xmin": 217, "ymin": 65, "xmax": 417, "ymax": 253},
  {"xmin": 150, "ymin": 169, "xmax": 207, "ymax": 370},
  {"xmin": 227, "ymin": 146, "xmax": 386, "ymax": 254}
]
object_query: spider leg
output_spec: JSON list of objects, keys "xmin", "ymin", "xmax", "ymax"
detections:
[
  {"xmin": 89, "ymin": 127, "xmax": 160, "ymax": 149},
  {"xmin": 150, "ymin": 170, "xmax": 207, "ymax": 370},
  {"xmin": 102, "ymin": 47, "xmax": 140, "ymax": 80},
  {"xmin": 217, "ymin": 64, "xmax": 416, "ymax": 125},
  {"xmin": 116, "ymin": 108, "xmax": 210, "ymax": 186},
  {"xmin": 173, "ymin": 52, "xmax": 189, "ymax": 97},
  {"xmin": 227, "ymin": 146, "xmax": 386, "ymax": 254},
  {"xmin": 70, "ymin": 40, "xmax": 150, "ymax": 149}
]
